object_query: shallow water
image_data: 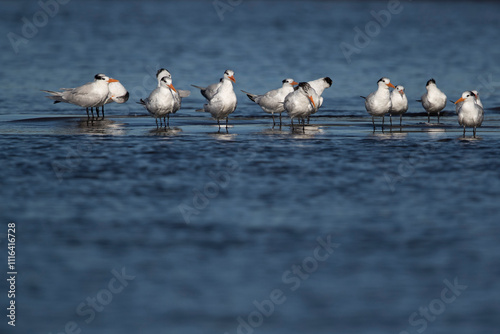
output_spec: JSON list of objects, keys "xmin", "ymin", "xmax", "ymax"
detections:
[{"xmin": 1, "ymin": 1, "xmax": 500, "ymax": 334}]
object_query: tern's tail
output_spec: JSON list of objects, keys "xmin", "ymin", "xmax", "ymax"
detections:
[
  {"xmin": 359, "ymin": 96, "xmax": 366, "ymax": 100},
  {"xmin": 191, "ymin": 85, "xmax": 205, "ymax": 91},
  {"xmin": 41, "ymin": 90, "xmax": 66, "ymax": 104},
  {"xmin": 241, "ymin": 90, "xmax": 257, "ymax": 103},
  {"xmin": 137, "ymin": 99, "xmax": 146, "ymax": 106}
]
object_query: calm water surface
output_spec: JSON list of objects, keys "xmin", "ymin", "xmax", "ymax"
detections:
[{"xmin": 1, "ymin": 1, "xmax": 500, "ymax": 333}]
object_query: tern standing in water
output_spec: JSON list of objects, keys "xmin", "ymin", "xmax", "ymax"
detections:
[
  {"xmin": 242, "ymin": 78, "xmax": 298, "ymax": 126},
  {"xmin": 420, "ymin": 78, "xmax": 447, "ymax": 123},
  {"xmin": 192, "ymin": 70, "xmax": 237, "ymax": 131},
  {"xmin": 362, "ymin": 77, "xmax": 396, "ymax": 131},
  {"xmin": 42, "ymin": 73, "xmax": 119, "ymax": 118},
  {"xmin": 389, "ymin": 85, "xmax": 408, "ymax": 126},
  {"xmin": 454, "ymin": 91, "xmax": 484, "ymax": 138}
]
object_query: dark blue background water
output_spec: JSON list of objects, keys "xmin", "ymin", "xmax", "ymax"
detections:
[{"xmin": 1, "ymin": 1, "xmax": 500, "ymax": 333}]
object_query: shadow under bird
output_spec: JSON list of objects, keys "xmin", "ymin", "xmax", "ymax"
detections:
[
  {"xmin": 454, "ymin": 91, "xmax": 484, "ymax": 138},
  {"xmin": 42, "ymin": 73, "xmax": 120, "ymax": 118},
  {"xmin": 241, "ymin": 78, "xmax": 298, "ymax": 126},
  {"xmin": 192, "ymin": 70, "xmax": 237, "ymax": 131},
  {"xmin": 361, "ymin": 77, "xmax": 396, "ymax": 130},
  {"xmin": 389, "ymin": 85, "xmax": 408, "ymax": 126},
  {"xmin": 284, "ymin": 82, "xmax": 318, "ymax": 131},
  {"xmin": 419, "ymin": 78, "xmax": 447, "ymax": 123},
  {"xmin": 138, "ymin": 76, "xmax": 181, "ymax": 128}
]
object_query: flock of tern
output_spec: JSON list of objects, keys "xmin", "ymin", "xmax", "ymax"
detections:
[{"xmin": 42, "ymin": 70, "xmax": 485, "ymax": 137}]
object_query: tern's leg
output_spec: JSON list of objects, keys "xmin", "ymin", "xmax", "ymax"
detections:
[
  {"xmin": 307, "ymin": 116, "xmax": 310, "ymax": 124},
  {"xmin": 390, "ymin": 114, "xmax": 392, "ymax": 127},
  {"xmin": 217, "ymin": 119, "xmax": 221, "ymax": 131},
  {"xmin": 427, "ymin": 113, "xmax": 430, "ymax": 123},
  {"xmin": 226, "ymin": 117, "xmax": 228, "ymax": 127},
  {"xmin": 279, "ymin": 112, "xmax": 282, "ymax": 125},
  {"xmin": 400, "ymin": 115, "xmax": 402, "ymax": 127},
  {"xmin": 463, "ymin": 126, "xmax": 466, "ymax": 138},
  {"xmin": 102, "ymin": 105, "xmax": 105, "ymax": 118},
  {"xmin": 382, "ymin": 116, "xmax": 385, "ymax": 130},
  {"xmin": 473, "ymin": 127, "xmax": 476, "ymax": 138},
  {"xmin": 155, "ymin": 118, "xmax": 159, "ymax": 129},
  {"xmin": 167, "ymin": 115, "xmax": 170, "ymax": 128},
  {"xmin": 86, "ymin": 108, "xmax": 89, "ymax": 118},
  {"xmin": 96, "ymin": 107, "xmax": 100, "ymax": 118},
  {"xmin": 272, "ymin": 113, "xmax": 275, "ymax": 127},
  {"xmin": 437, "ymin": 111, "xmax": 440, "ymax": 124},
  {"xmin": 372, "ymin": 116, "xmax": 375, "ymax": 131}
]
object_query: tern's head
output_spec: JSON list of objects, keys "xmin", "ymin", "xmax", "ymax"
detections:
[
  {"xmin": 426, "ymin": 78, "xmax": 437, "ymax": 89},
  {"xmin": 157, "ymin": 68, "xmax": 171, "ymax": 80},
  {"xmin": 298, "ymin": 82, "xmax": 316, "ymax": 107},
  {"xmin": 395, "ymin": 85, "xmax": 405, "ymax": 95},
  {"xmin": 94, "ymin": 73, "xmax": 118, "ymax": 83},
  {"xmin": 324, "ymin": 77, "xmax": 333, "ymax": 87},
  {"xmin": 224, "ymin": 70, "xmax": 236, "ymax": 83},
  {"xmin": 378, "ymin": 77, "xmax": 396, "ymax": 89},
  {"xmin": 454, "ymin": 91, "xmax": 473, "ymax": 104},
  {"xmin": 160, "ymin": 76, "xmax": 176, "ymax": 92},
  {"xmin": 282, "ymin": 78, "xmax": 299, "ymax": 87}
]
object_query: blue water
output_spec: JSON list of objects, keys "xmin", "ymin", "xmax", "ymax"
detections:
[{"xmin": 1, "ymin": 1, "xmax": 500, "ymax": 333}]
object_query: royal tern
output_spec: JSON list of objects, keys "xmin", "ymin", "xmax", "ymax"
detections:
[
  {"xmin": 361, "ymin": 77, "xmax": 395, "ymax": 130},
  {"xmin": 192, "ymin": 70, "xmax": 236, "ymax": 101},
  {"xmin": 42, "ymin": 73, "xmax": 118, "ymax": 118},
  {"xmin": 98, "ymin": 81, "xmax": 130, "ymax": 117},
  {"xmin": 241, "ymin": 78, "xmax": 298, "ymax": 126},
  {"xmin": 139, "ymin": 76, "xmax": 180, "ymax": 128},
  {"xmin": 455, "ymin": 91, "xmax": 484, "ymax": 138},
  {"xmin": 284, "ymin": 82, "xmax": 318, "ymax": 131},
  {"xmin": 452, "ymin": 90, "xmax": 482, "ymax": 114},
  {"xmin": 389, "ymin": 85, "xmax": 408, "ymax": 126},
  {"xmin": 420, "ymin": 78, "xmax": 447, "ymax": 123},
  {"xmin": 194, "ymin": 70, "xmax": 237, "ymax": 130},
  {"xmin": 156, "ymin": 68, "xmax": 190, "ymax": 98},
  {"xmin": 307, "ymin": 77, "xmax": 333, "ymax": 109}
]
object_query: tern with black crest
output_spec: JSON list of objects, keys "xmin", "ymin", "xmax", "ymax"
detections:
[
  {"xmin": 420, "ymin": 78, "xmax": 447, "ymax": 123},
  {"xmin": 42, "ymin": 73, "xmax": 119, "ymax": 118},
  {"xmin": 361, "ymin": 77, "xmax": 395, "ymax": 130},
  {"xmin": 455, "ymin": 91, "xmax": 484, "ymax": 138},
  {"xmin": 242, "ymin": 78, "xmax": 298, "ymax": 126}
]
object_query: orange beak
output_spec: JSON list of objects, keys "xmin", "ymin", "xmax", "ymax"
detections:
[
  {"xmin": 229, "ymin": 75, "xmax": 236, "ymax": 83},
  {"xmin": 291, "ymin": 81, "xmax": 299, "ymax": 86},
  {"xmin": 308, "ymin": 95, "xmax": 316, "ymax": 108},
  {"xmin": 454, "ymin": 97, "xmax": 465, "ymax": 104},
  {"xmin": 108, "ymin": 78, "xmax": 119, "ymax": 83},
  {"xmin": 387, "ymin": 83, "xmax": 396, "ymax": 89},
  {"xmin": 168, "ymin": 84, "xmax": 177, "ymax": 92}
]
